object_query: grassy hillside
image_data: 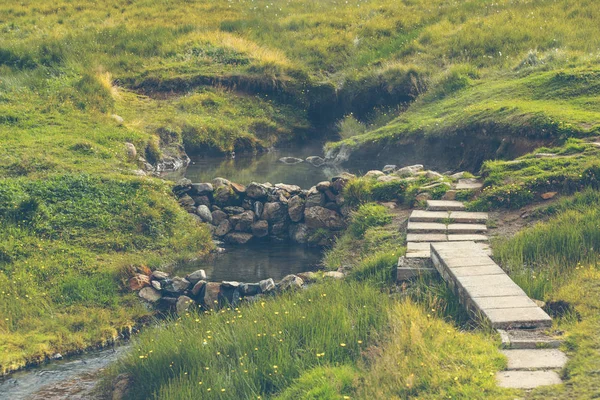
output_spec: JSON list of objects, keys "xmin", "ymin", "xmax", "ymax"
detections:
[{"xmin": 2, "ymin": 0, "xmax": 600, "ymax": 383}]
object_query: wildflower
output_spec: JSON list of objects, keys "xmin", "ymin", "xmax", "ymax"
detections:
[{"xmin": 340, "ymin": 343, "xmax": 346, "ymax": 347}]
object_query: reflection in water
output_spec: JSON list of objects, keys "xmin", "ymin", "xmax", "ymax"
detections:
[
  {"xmin": 177, "ymin": 241, "xmax": 323, "ymax": 283},
  {"xmin": 0, "ymin": 345, "xmax": 129, "ymax": 400},
  {"xmin": 169, "ymin": 146, "xmax": 352, "ymax": 188}
]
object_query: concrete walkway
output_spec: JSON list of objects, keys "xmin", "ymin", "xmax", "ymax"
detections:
[{"xmin": 397, "ymin": 197, "xmax": 567, "ymax": 390}]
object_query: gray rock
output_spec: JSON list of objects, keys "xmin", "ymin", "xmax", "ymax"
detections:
[
  {"xmin": 259, "ymin": 278, "xmax": 276, "ymax": 292},
  {"xmin": 178, "ymin": 194, "xmax": 196, "ymax": 212},
  {"xmin": 230, "ymin": 182, "xmax": 246, "ymax": 194},
  {"xmin": 212, "ymin": 177, "xmax": 231, "ymax": 188},
  {"xmin": 254, "ymin": 201, "xmax": 264, "ymax": 218},
  {"xmin": 124, "ymin": 142, "xmax": 136, "ymax": 160},
  {"xmin": 246, "ymin": 182, "xmax": 269, "ymax": 199},
  {"xmin": 215, "ymin": 220, "xmax": 233, "ymax": 237},
  {"xmin": 151, "ymin": 271, "xmax": 169, "ymax": 280},
  {"xmin": 186, "ymin": 269, "xmax": 207, "ymax": 284},
  {"xmin": 176, "ymin": 296, "xmax": 195, "ymax": 314},
  {"xmin": 112, "ymin": 114, "xmax": 125, "ymax": 125},
  {"xmin": 331, "ymin": 173, "xmax": 355, "ymax": 193},
  {"xmin": 289, "ymin": 223, "xmax": 310, "ymax": 243},
  {"xmin": 211, "ymin": 210, "xmax": 228, "ymax": 225},
  {"xmin": 450, "ymin": 171, "xmax": 466, "ymax": 180},
  {"xmin": 442, "ymin": 190, "xmax": 458, "ymax": 200},
  {"xmin": 242, "ymin": 198, "xmax": 253, "ymax": 210},
  {"xmin": 196, "ymin": 205, "xmax": 213, "ymax": 223},
  {"xmin": 304, "ymin": 206, "xmax": 345, "ymax": 230},
  {"xmin": 415, "ymin": 192, "xmax": 432, "ymax": 202},
  {"xmin": 324, "ymin": 271, "xmax": 345, "ymax": 279},
  {"xmin": 275, "ymin": 183, "xmax": 302, "ymax": 195},
  {"xmin": 306, "ymin": 156, "xmax": 325, "ymax": 167},
  {"xmin": 224, "ymin": 206, "xmax": 245, "ymax": 215},
  {"xmin": 365, "ymin": 170, "xmax": 384, "ymax": 178},
  {"xmin": 240, "ymin": 283, "xmax": 261, "ymax": 296},
  {"xmin": 192, "ymin": 195, "xmax": 211, "ymax": 207},
  {"xmin": 222, "ymin": 281, "xmax": 241, "ymax": 288},
  {"xmin": 288, "ymin": 195, "xmax": 305, "ymax": 222},
  {"xmin": 235, "ymin": 210, "xmax": 255, "ymax": 232},
  {"xmin": 395, "ymin": 164, "xmax": 424, "ymax": 177},
  {"xmin": 203, "ymin": 282, "xmax": 222, "ymax": 308},
  {"xmin": 224, "ymin": 232, "xmax": 254, "ymax": 244},
  {"xmin": 164, "ymin": 277, "xmax": 190, "ymax": 294},
  {"xmin": 191, "ymin": 183, "xmax": 213, "ymax": 195},
  {"xmin": 139, "ymin": 287, "xmax": 162, "ymax": 303},
  {"xmin": 262, "ymin": 202, "xmax": 287, "ymax": 223},
  {"xmin": 251, "ymin": 220, "xmax": 269, "ymax": 238},
  {"xmin": 277, "ymin": 274, "xmax": 304, "ymax": 291},
  {"xmin": 279, "ymin": 156, "xmax": 304, "ymax": 165},
  {"xmin": 305, "ymin": 192, "xmax": 323, "ymax": 208},
  {"xmin": 191, "ymin": 280, "xmax": 207, "ymax": 296},
  {"xmin": 316, "ymin": 181, "xmax": 331, "ymax": 192},
  {"xmin": 214, "ymin": 185, "xmax": 238, "ymax": 207},
  {"xmin": 151, "ymin": 280, "xmax": 162, "ymax": 291},
  {"xmin": 426, "ymin": 170, "xmax": 444, "ymax": 179},
  {"xmin": 382, "ymin": 164, "xmax": 397, "ymax": 173}
]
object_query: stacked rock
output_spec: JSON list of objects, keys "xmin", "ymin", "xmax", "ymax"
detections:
[{"xmin": 173, "ymin": 173, "xmax": 356, "ymax": 245}]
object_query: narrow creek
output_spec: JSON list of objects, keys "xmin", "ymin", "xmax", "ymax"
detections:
[{"xmin": 1, "ymin": 145, "xmax": 346, "ymax": 399}]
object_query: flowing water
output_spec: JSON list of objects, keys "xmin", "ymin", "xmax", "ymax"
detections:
[{"xmin": 0, "ymin": 345, "xmax": 129, "ymax": 400}]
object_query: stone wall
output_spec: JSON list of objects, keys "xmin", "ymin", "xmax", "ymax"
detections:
[{"xmin": 173, "ymin": 174, "xmax": 355, "ymax": 245}]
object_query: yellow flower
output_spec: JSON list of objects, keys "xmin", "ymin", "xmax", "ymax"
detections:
[{"xmin": 340, "ymin": 343, "xmax": 346, "ymax": 347}]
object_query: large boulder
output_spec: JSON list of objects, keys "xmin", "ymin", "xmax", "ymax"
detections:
[
  {"xmin": 211, "ymin": 210, "xmax": 228, "ymax": 225},
  {"xmin": 191, "ymin": 280, "xmax": 207, "ymax": 297},
  {"xmin": 234, "ymin": 210, "xmax": 255, "ymax": 232},
  {"xmin": 240, "ymin": 283, "xmax": 262, "ymax": 296},
  {"xmin": 305, "ymin": 191, "xmax": 323, "ymax": 208},
  {"xmin": 259, "ymin": 278, "xmax": 275, "ymax": 293},
  {"xmin": 395, "ymin": 164, "xmax": 423, "ymax": 177},
  {"xmin": 203, "ymin": 282, "xmax": 223, "ymax": 308},
  {"xmin": 128, "ymin": 274, "xmax": 150, "ymax": 291},
  {"xmin": 262, "ymin": 202, "xmax": 287, "ymax": 223},
  {"xmin": 163, "ymin": 277, "xmax": 191, "ymax": 294},
  {"xmin": 186, "ymin": 269, "xmax": 207, "ymax": 284},
  {"xmin": 176, "ymin": 296, "xmax": 195, "ymax": 315},
  {"xmin": 316, "ymin": 181, "xmax": 331, "ymax": 192},
  {"xmin": 196, "ymin": 205, "xmax": 213, "ymax": 223},
  {"xmin": 224, "ymin": 232, "xmax": 254, "ymax": 245},
  {"xmin": 304, "ymin": 206, "xmax": 345, "ymax": 230},
  {"xmin": 246, "ymin": 182, "xmax": 268, "ymax": 200},
  {"xmin": 191, "ymin": 183, "xmax": 213, "ymax": 196},
  {"xmin": 138, "ymin": 287, "xmax": 162, "ymax": 303},
  {"xmin": 178, "ymin": 194, "xmax": 196, "ymax": 212},
  {"xmin": 251, "ymin": 220, "xmax": 269, "ymax": 238},
  {"xmin": 277, "ymin": 274, "xmax": 304, "ymax": 291},
  {"xmin": 270, "ymin": 221, "xmax": 289, "ymax": 237},
  {"xmin": 331, "ymin": 173, "xmax": 355, "ymax": 194},
  {"xmin": 213, "ymin": 185, "xmax": 240, "ymax": 207},
  {"xmin": 287, "ymin": 195, "xmax": 305, "ymax": 222},
  {"xmin": 275, "ymin": 183, "xmax": 302, "ymax": 195},
  {"xmin": 151, "ymin": 271, "xmax": 169, "ymax": 280},
  {"xmin": 215, "ymin": 219, "xmax": 233, "ymax": 237}
]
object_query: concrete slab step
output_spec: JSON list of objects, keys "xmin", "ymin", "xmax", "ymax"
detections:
[
  {"xmin": 409, "ymin": 210, "xmax": 450, "ymax": 222},
  {"xmin": 456, "ymin": 179, "xmax": 483, "ymax": 190},
  {"xmin": 484, "ymin": 307, "xmax": 553, "ymax": 329},
  {"xmin": 502, "ymin": 349, "xmax": 568, "ymax": 370},
  {"xmin": 497, "ymin": 329, "xmax": 563, "ymax": 349},
  {"xmin": 426, "ymin": 200, "xmax": 466, "ymax": 211},
  {"xmin": 448, "ymin": 211, "xmax": 488, "ymax": 223},
  {"xmin": 447, "ymin": 223, "xmax": 487, "ymax": 234},
  {"xmin": 396, "ymin": 267, "xmax": 436, "ymax": 280},
  {"xmin": 406, "ymin": 233, "xmax": 448, "ymax": 242},
  {"xmin": 496, "ymin": 370, "xmax": 562, "ymax": 389},
  {"xmin": 447, "ymin": 234, "xmax": 489, "ymax": 242},
  {"xmin": 406, "ymin": 222, "xmax": 447, "ymax": 233}
]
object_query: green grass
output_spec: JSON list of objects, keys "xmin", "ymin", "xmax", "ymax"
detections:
[
  {"xmin": 348, "ymin": 203, "xmax": 393, "ymax": 238},
  {"xmin": 0, "ymin": 174, "xmax": 213, "ymax": 373}
]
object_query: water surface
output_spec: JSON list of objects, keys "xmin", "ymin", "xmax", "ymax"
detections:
[{"xmin": 177, "ymin": 241, "xmax": 323, "ymax": 283}]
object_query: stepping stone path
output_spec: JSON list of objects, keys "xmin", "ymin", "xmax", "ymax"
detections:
[{"xmin": 398, "ymin": 194, "xmax": 567, "ymax": 390}]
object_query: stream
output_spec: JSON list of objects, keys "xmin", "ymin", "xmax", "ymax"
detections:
[{"xmin": 1, "ymin": 146, "xmax": 344, "ymax": 399}]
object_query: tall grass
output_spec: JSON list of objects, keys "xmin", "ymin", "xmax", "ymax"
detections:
[
  {"xmin": 494, "ymin": 190, "xmax": 600, "ymax": 300},
  {"xmin": 113, "ymin": 281, "xmax": 390, "ymax": 399}
]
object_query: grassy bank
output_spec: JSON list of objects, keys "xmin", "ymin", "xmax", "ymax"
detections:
[{"xmin": 0, "ymin": 174, "xmax": 212, "ymax": 374}]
